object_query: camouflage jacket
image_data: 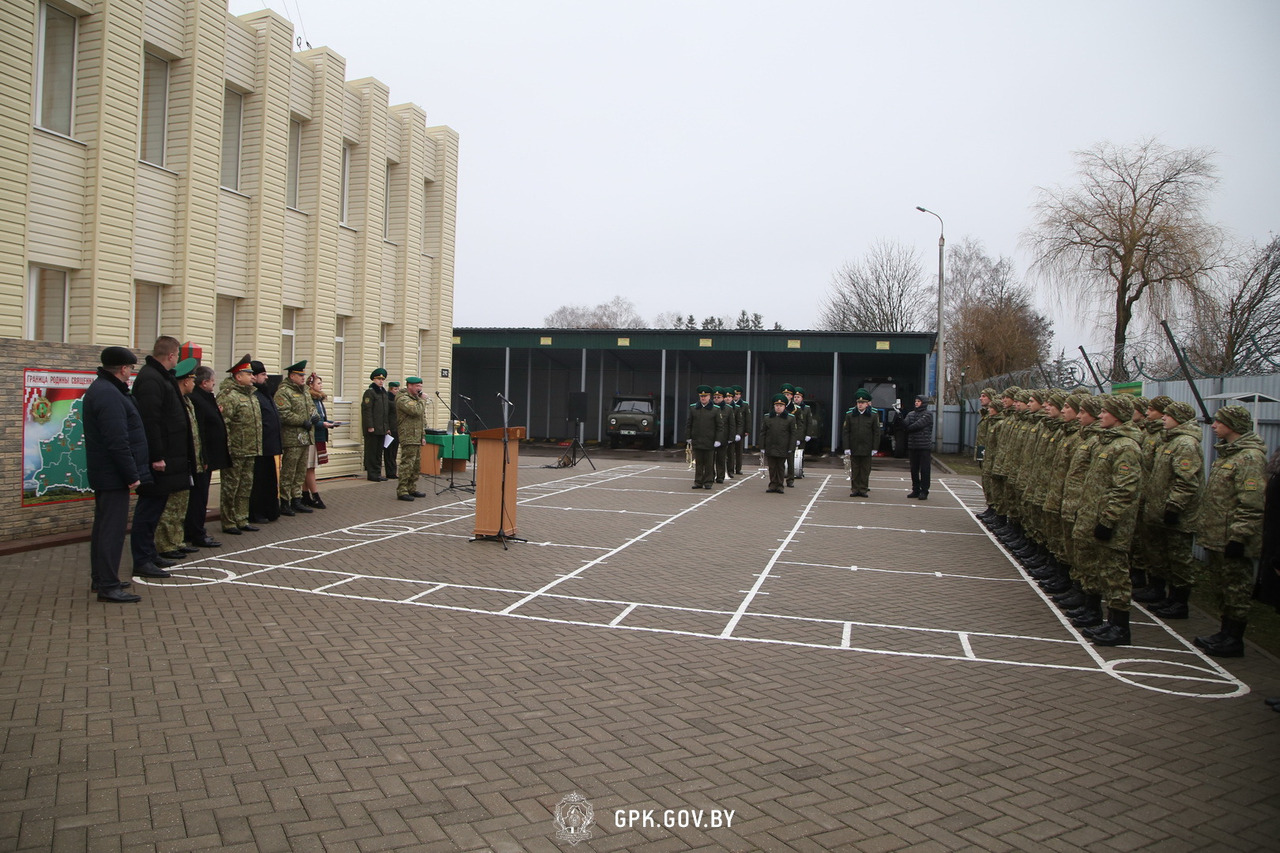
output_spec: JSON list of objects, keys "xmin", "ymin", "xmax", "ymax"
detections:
[
  {"xmin": 395, "ymin": 391, "xmax": 428, "ymax": 444},
  {"xmin": 1043, "ymin": 418, "xmax": 1082, "ymax": 514},
  {"xmin": 1060, "ymin": 422, "xmax": 1103, "ymax": 525},
  {"xmin": 184, "ymin": 395, "xmax": 204, "ymax": 473},
  {"xmin": 1142, "ymin": 418, "xmax": 1203, "ymax": 531},
  {"xmin": 1197, "ymin": 431, "xmax": 1267, "ymax": 555},
  {"xmin": 274, "ymin": 378, "xmax": 317, "ymax": 448},
  {"xmin": 216, "ymin": 377, "xmax": 263, "ymax": 458},
  {"xmin": 991, "ymin": 410, "xmax": 1026, "ymax": 479},
  {"xmin": 1025, "ymin": 415, "xmax": 1062, "ymax": 507},
  {"xmin": 1074, "ymin": 422, "xmax": 1143, "ymax": 551},
  {"xmin": 982, "ymin": 410, "xmax": 1004, "ymax": 472}
]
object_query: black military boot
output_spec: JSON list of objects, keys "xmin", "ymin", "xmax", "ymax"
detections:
[
  {"xmin": 278, "ymin": 498, "xmax": 296, "ymax": 517},
  {"xmin": 1150, "ymin": 586, "xmax": 1190, "ymax": 619},
  {"xmin": 1132, "ymin": 578, "xmax": 1167, "ymax": 604},
  {"xmin": 1090, "ymin": 609, "xmax": 1131, "ymax": 646},
  {"xmin": 1199, "ymin": 618, "xmax": 1246, "ymax": 658},
  {"xmin": 1052, "ymin": 583, "xmax": 1086, "ymax": 609},
  {"xmin": 1070, "ymin": 594, "xmax": 1104, "ymax": 628},
  {"xmin": 1193, "ymin": 619, "xmax": 1228, "ymax": 650},
  {"xmin": 1021, "ymin": 550, "xmax": 1048, "ymax": 569},
  {"xmin": 292, "ymin": 497, "xmax": 313, "ymax": 514},
  {"xmin": 310, "ymin": 491, "xmax": 327, "ymax": 509}
]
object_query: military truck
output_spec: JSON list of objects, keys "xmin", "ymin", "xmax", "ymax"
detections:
[{"xmin": 604, "ymin": 394, "xmax": 660, "ymax": 449}]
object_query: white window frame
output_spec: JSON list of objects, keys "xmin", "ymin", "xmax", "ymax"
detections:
[
  {"xmin": 286, "ymin": 119, "xmax": 302, "ymax": 209},
  {"xmin": 383, "ymin": 163, "xmax": 393, "ymax": 240},
  {"xmin": 133, "ymin": 282, "xmax": 162, "ymax": 349},
  {"xmin": 216, "ymin": 296, "xmax": 239, "ymax": 373},
  {"xmin": 36, "ymin": 2, "xmax": 77, "ymax": 136},
  {"xmin": 140, "ymin": 51, "xmax": 169, "ymax": 166},
  {"xmin": 221, "ymin": 88, "xmax": 243, "ymax": 190},
  {"xmin": 339, "ymin": 144, "xmax": 352, "ymax": 225},
  {"xmin": 27, "ymin": 267, "xmax": 68, "ymax": 342},
  {"xmin": 333, "ymin": 315, "xmax": 348, "ymax": 399},
  {"xmin": 281, "ymin": 307, "xmax": 297, "ymax": 368}
]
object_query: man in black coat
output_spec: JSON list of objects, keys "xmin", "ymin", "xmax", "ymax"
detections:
[
  {"xmin": 129, "ymin": 336, "xmax": 193, "ymax": 577},
  {"xmin": 82, "ymin": 346, "xmax": 151, "ymax": 602},
  {"xmin": 249, "ymin": 360, "xmax": 283, "ymax": 522},
  {"xmin": 904, "ymin": 394, "xmax": 934, "ymax": 500},
  {"xmin": 184, "ymin": 365, "xmax": 228, "ymax": 548}
]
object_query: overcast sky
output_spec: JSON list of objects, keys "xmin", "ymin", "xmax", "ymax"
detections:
[{"xmin": 229, "ymin": 0, "xmax": 1279, "ymax": 350}]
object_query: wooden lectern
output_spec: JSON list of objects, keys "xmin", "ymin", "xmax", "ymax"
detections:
[{"xmin": 471, "ymin": 426, "xmax": 526, "ymax": 539}]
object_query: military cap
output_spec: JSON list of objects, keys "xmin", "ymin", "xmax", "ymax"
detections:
[
  {"xmin": 780, "ymin": 383, "xmax": 795, "ymax": 393},
  {"xmin": 987, "ymin": 399, "xmax": 1004, "ymax": 412},
  {"xmin": 793, "ymin": 386, "xmax": 805, "ymax": 395},
  {"xmin": 1132, "ymin": 395, "xmax": 1149, "ymax": 414},
  {"xmin": 370, "ymin": 367, "xmax": 387, "ymax": 380},
  {"xmin": 731, "ymin": 384, "xmax": 743, "ymax": 392},
  {"xmin": 387, "ymin": 381, "xmax": 400, "ymax": 388},
  {"xmin": 285, "ymin": 360, "xmax": 307, "ymax": 374},
  {"xmin": 713, "ymin": 386, "xmax": 726, "ymax": 395},
  {"xmin": 855, "ymin": 388, "xmax": 872, "ymax": 401},
  {"xmin": 1165, "ymin": 400, "xmax": 1196, "ymax": 424},
  {"xmin": 227, "ymin": 353, "xmax": 252, "ymax": 374},
  {"xmin": 1214, "ymin": 404, "xmax": 1253, "ymax": 434},
  {"xmin": 1079, "ymin": 396, "xmax": 1104, "ymax": 417},
  {"xmin": 1101, "ymin": 395, "xmax": 1134, "ymax": 421},
  {"xmin": 696, "ymin": 384, "xmax": 712, "ymax": 394},
  {"xmin": 173, "ymin": 357, "xmax": 199, "ymax": 380},
  {"xmin": 771, "ymin": 393, "xmax": 788, "ymax": 403},
  {"xmin": 1063, "ymin": 393, "xmax": 1083, "ymax": 412},
  {"xmin": 1148, "ymin": 395, "xmax": 1173, "ymax": 414},
  {"xmin": 405, "ymin": 376, "xmax": 423, "ymax": 385},
  {"xmin": 980, "ymin": 387, "xmax": 998, "ymax": 399},
  {"xmin": 100, "ymin": 346, "xmax": 137, "ymax": 367},
  {"xmin": 250, "ymin": 360, "xmax": 267, "ymax": 375},
  {"xmin": 1002, "ymin": 386, "xmax": 1021, "ymax": 400},
  {"xmin": 1015, "ymin": 389, "xmax": 1032, "ymax": 403},
  {"xmin": 1048, "ymin": 391, "xmax": 1067, "ymax": 409},
  {"xmin": 1029, "ymin": 389, "xmax": 1047, "ymax": 404}
]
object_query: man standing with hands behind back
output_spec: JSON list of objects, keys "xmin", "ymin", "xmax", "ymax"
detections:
[
  {"xmin": 362, "ymin": 368, "xmax": 390, "ymax": 481},
  {"xmin": 395, "ymin": 377, "xmax": 428, "ymax": 501}
]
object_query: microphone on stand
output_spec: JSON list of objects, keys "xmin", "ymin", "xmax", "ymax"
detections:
[{"xmin": 459, "ymin": 395, "xmax": 472, "ymax": 401}]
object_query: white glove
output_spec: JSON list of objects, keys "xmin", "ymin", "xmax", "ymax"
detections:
[
  {"xmin": 844, "ymin": 449, "xmax": 851, "ymax": 456},
  {"xmin": 805, "ymin": 436, "xmax": 811, "ymax": 442},
  {"xmin": 714, "ymin": 440, "xmax": 721, "ymax": 447},
  {"xmin": 686, "ymin": 439, "xmax": 692, "ymax": 446},
  {"xmin": 735, "ymin": 434, "xmax": 741, "ymax": 441}
]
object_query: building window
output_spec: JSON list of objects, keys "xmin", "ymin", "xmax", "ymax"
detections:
[
  {"xmin": 383, "ymin": 164, "xmax": 393, "ymax": 239},
  {"xmin": 216, "ymin": 296, "xmax": 238, "ymax": 372},
  {"xmin": 140, "ymin": 52, "xmax": 169, "ymax": 165},
  {"xmin": 36, "ymin": 3, "xmax": 76, "ymax": 136},
  {"xmin": 221, "ymin": 89, "xmax": 243, "ymax": 190},
  {"xmin": 134, "ymin": 282, "xmax": 162, "ymax": 348},
  {"xmin": 286, "ymin": 119, "xmax": 302, "ymax": 208},
  {"xmin": 379, "ymin": 323, "xmax": 390, "ymax": 368},
  {"xmin": 281, "ymin": 307, "xmax": 297, "ymax": 367},
  {"xmin": 419, "ymin": 329, "xmax": 430, "ymax": 378},
  {"xmin": 339, "ymin": 144, "xmax": 352, "ymax": 225},
  {"xmin": 333, "ymin": 315, "xmax": 348, "ymax": 398},
  {"xmin": 27, "ymin": 267, "xmax": 68, "ymax": 342}
]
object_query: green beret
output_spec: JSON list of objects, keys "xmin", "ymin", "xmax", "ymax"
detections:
[
  {"xmin": 1214, "ymin": 404, "xmax": 1253, "ymax": 434},
  {"xmin": 855, "ymin": 388, "xmax": 872, "ymax": 401},
  {"xmin": 1079, "ymin": 396, "xmax": 1104, "ymax": 417},
  {"xmin": 370, "ymin": 368, "xmax": 387, "ymax": 379},
  {"xmin": 1164, "ymin": 400, "xmax": 1196, "ymax": 424},
  {"xmin": 771, "ymin": 393, "xmax": 788, "ymax": 403},
  {"xmin": 1147, "ymin": 395, "xmax": 1173, "ymax": 413},
  {"xmin": 696, "ymin": 384, "xmax": 712, "ymax": 394},
  {"xmin": 781, "ymin": 383, "xmax": 795, "ymax": 393},
  {"xmin": 286, "ymin": 360, "xmax": 307, "ymax": 374},
  {"xmin": 173, "ymin": 357, "xmax": 199, "ymax": 379},
  {"xmin": 405, "ymin": 376, "xmax": 423, "ymax": 385}
]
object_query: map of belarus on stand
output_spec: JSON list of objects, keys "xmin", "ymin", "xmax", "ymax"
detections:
[{"xmin": 23, "ymin": 369, "xmax": 99, "ymax": 507}]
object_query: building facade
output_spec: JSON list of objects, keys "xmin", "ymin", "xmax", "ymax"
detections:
[{"xmin": 0, "ymin": 0, "xmax": 458, "ymax": 541}]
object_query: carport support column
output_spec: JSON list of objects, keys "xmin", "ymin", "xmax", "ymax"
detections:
[
  {"xmin": 831, "ymin": 352, "xmax": 840, "ymax": 452},
  {"xmin": 660, "ymin": 349, "xmax": 668, "ymax": 446},
  {"xmin": 581, "ymin": 348, "xmax": 588, "ymax": 443}
]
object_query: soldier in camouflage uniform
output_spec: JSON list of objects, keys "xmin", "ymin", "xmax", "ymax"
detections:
[
  {"xmin": 1072, "ymin": 396, "xmax": 1144, "ymax": 646},
  {"xmin": 1059, "ymin": 395, "xmax": 1105, "ymax": 627},
  {"xmin": 991, "ymin": 389, "xmax": 1031, "ymax": 546},
  {"xmin": 1040, "ymin": 393, "xmax": 1088, "ymax": 608},
  {"xmin": 155, "ymin": 358, "xmax": 202, "ymax": 558},
  {"xmin": 275, "ymin": 360, "xmax": 319, "ymax": 515},
  {"xmin": 975, "ymin": 388, "xmax": 998, "ymax": 520},
  {"xmin": 1129, "ymin": 395, "xmax": 1166, "ymax": 601},
  {"xmin": 394, "ymin": 377, "xmax": 429, "ymax": 501},
  {"xmin": 1141, "ymin": 400, "xmax": 1204, "ymax": 619},
  {"xmin": 216, "ymin": 355, "xmax": 263, "ymax": 534},
  {"xmin": 1193, "ymin": 405, "xmax": 1268, "ymax": 657},
  {"xmin": 686, "ymin": 384, "xmax": 724, "ymax": 489}
]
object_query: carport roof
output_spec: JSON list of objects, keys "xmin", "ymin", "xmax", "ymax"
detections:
[{"xmin": 453, "ymin": 328, "xmax": 936, "ymax": 355}]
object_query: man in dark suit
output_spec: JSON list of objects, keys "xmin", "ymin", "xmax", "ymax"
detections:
[
  {"xmin": 82, "ymin": 346, "xmax": 151, "ymax": 601},
  {"xmin": 249, "ymin": 360, "xmax": 283, "ymax": 523}
]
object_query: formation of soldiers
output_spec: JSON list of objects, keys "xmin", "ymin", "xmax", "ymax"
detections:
[{"xmin": 975, "ymin": 386, "xmax": 1268, "ymax": 653}]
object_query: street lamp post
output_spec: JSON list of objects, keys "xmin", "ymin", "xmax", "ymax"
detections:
[{"xmin": 916, "ymin": 206, "xmax": 945, "ymax": 454}]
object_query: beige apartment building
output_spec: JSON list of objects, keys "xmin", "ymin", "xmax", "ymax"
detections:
[{"xmin": 0, "ymin": 0, "xmax": 458, "ymax": 541}]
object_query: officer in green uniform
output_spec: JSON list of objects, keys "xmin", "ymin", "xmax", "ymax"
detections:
[
  {"xmin": 362, "ymin": 368, "xmax": 390, "ymax": 481},
  {"xmin": 842, "ymin": 388, "xmax": 881, "ymax": 497},
  {"xmin": 395, "ymin": 377, "xmax": 429, "ymax": 501},
  {"xmin": 1073, "ymin": 396, "xmax": 1144, "ymax": 646},
  {"xmin": 1142, "ymin": 399, "xmax": 1204, "ymax": 619},
  {"xmin": 792, "ymin": 387, "xmax": 813, "ymax": 479},
  {"xmin": 713, "ymin": 387, "xmax": 734, "ymax": 482},
  {"xmin": 216, "ymin": 355, "xmax": 263, "ymax": 534},
  {"xmin": 685, "ymin": 384, "xmax": 723, "ymax": 489},
  {"xmin": 731, "ymin": 385, "xmax": 750, "ymax": 473},
  {"xmin": 275, "ymin": 360, "xmax": 318, "ymax": 515},
  {"xmin": 759, "ymin": 393, "xmax": 796, "ymax": 493},
  {"xmin": 155, "ymin": 358, "xmax": 202, "ymax": 557},
  {"xmin": 780, "ymin": 383, "xmax": 799, "ymax": 486},
  {"xmin": 1194, "ymin": 404, "xmax": 1268, "ymax": 657}
]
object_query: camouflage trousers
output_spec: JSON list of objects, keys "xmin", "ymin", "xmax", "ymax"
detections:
[
  {"xmin": 397, "ymin": 441, "xmax": 421, "ymax": 497},
  {"xmin": 155, "ymin": 489, "xmax": 190, "ymax": 553},
  {"xmin": 989, "ymin": 475, "xmax": 1007, "ymax": 515},
  {"xmin": 1200, "ymin": 550, "xmax": 1255, "ymax": 622},
  {"xmin": 279, "ymin": 445, "xmax": 309, "ymax": 502},
  {"xmin": 1074, "ymin": 538, "xmax": 1131, "ymax": 611},
  {"xmin": 1129, "ymin": 515, "xmax": 1157, "ymax": 581},
  {"xmin": 220, "ymin": 456, "xmax": 255, "ymax": 530},
  {"xmin": 980, "ymin": 465, "xmax": 994, "ymax": 506},
  {"xmin": 1142, "ymin": 524, "xmax": 1197, "ymax": 589}
]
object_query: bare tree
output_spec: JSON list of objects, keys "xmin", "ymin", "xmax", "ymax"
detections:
[
  {"xmin": 945, "ymin": 238, "xmax": 1053, "ymax": 392},
  {"xmin": 1183, "ymin": 236, "xmax": 1280, "ymax": 375},
  {"xmin": 544, "ymin": 296, "xmax": 645, "ymax": 329},
  {"xmin": 818, "ymin": 239, "xmax": 931, "ymax": 332},
  {"xmin": 1024, "ymin": 138, "xmax": 1222, "ymax": 381}
]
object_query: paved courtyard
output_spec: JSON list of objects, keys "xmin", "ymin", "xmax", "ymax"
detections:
[{"xmin": 3, "ymin": 454, "xmax": 1279, "ymax": 851}]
